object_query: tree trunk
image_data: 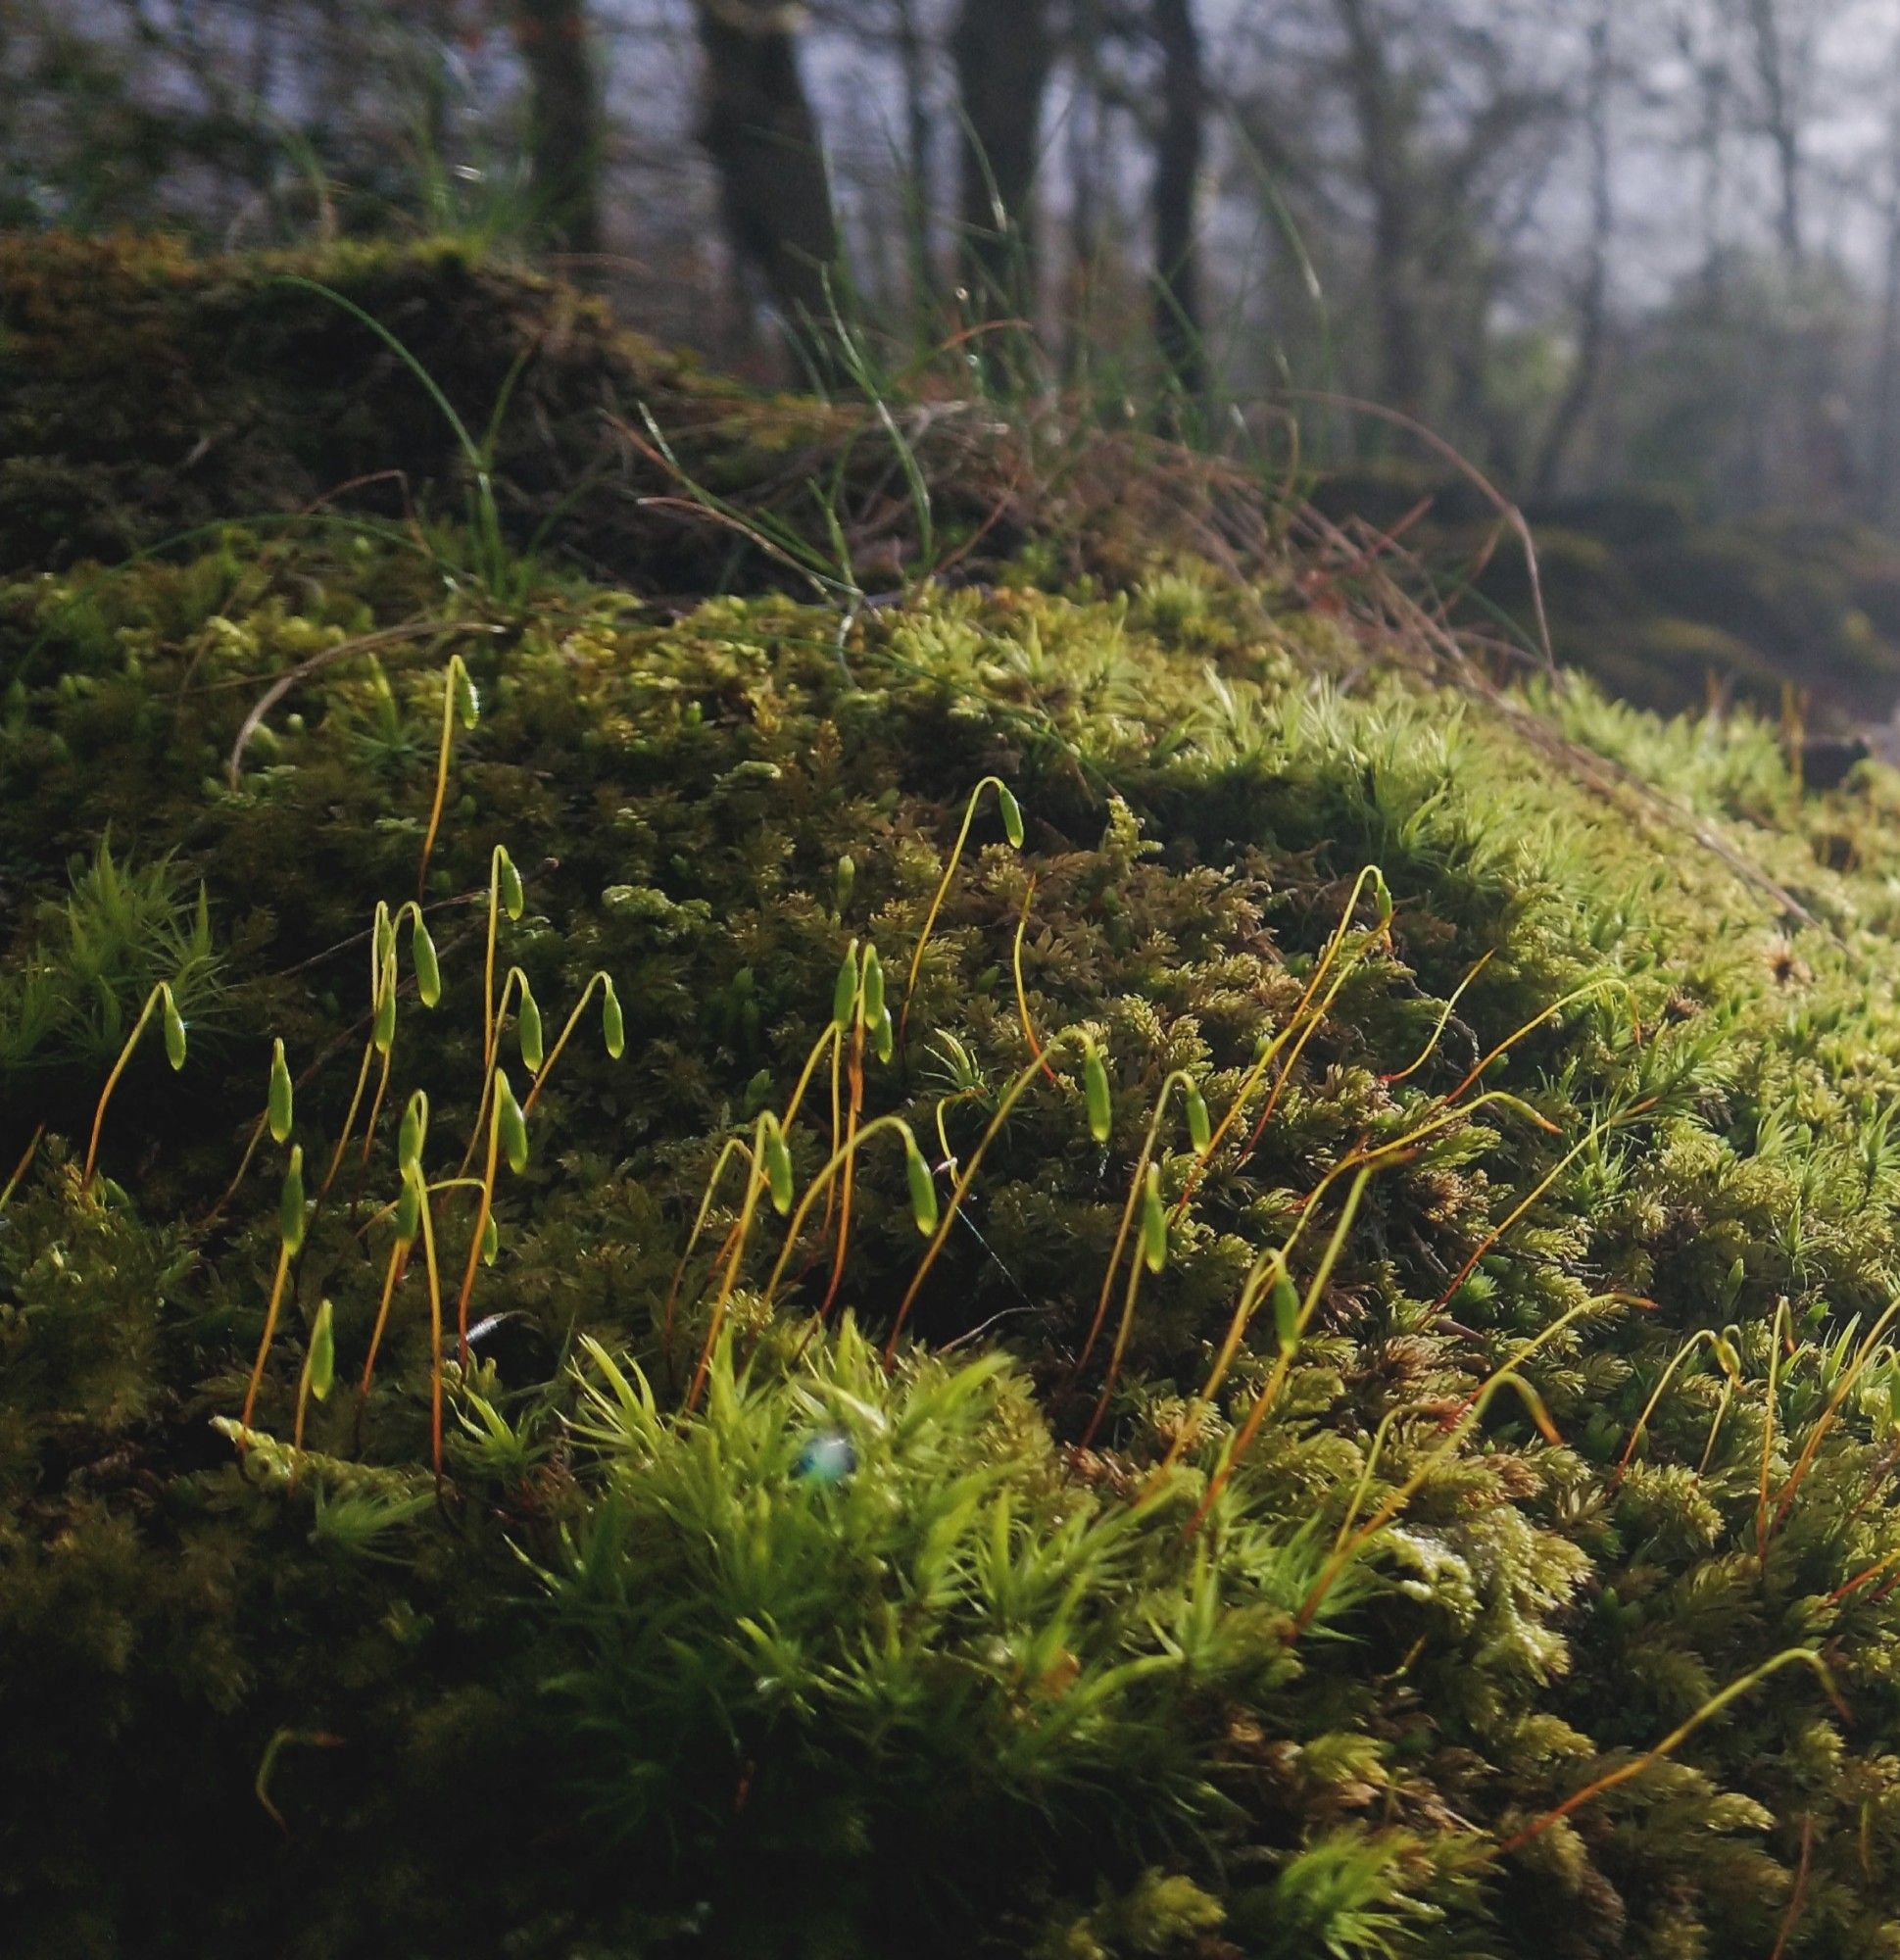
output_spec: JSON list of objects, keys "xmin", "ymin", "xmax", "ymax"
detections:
[
  {"xmin": 694, "ymin": 0, "xmax": 843, "ymax": 355},
  {"xmin": 510, "ymin": 0, "xmax": 603, "ymax": 258},
  {"xmin": 1872, "ymin": 48, "xmax": 1900, "ymax": 520},
  {"xmin": 1334, "ymin": 0, "xmax": 1426, "ymax": 417},
  {"xmin": 1744, "ymin": 0, "xmax": 1802, "ymax": 269},
  {"xmin": 891, "ymin": 0, "xmax": 937, "ymax": 323},
  {"xmin": 950, "ymin": 0, "xmax": 1055, "ymax": 322},
  {"xmin": 1534, "ymin": 0, "xmax": 1616, "ymax": 494},
  {"xmin": 1151, "ymin": 0, "xmax": 1207, "ymax": 412}
]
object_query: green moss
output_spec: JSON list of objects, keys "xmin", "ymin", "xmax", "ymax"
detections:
[{"xmin": 18, "ymin": 244, "xmax": 1900, "ymax": 1956}]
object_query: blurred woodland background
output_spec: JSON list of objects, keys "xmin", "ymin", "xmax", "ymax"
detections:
[{"xmin": 19, "ymin": 2, "xmax": 1900, "ymax": 716}]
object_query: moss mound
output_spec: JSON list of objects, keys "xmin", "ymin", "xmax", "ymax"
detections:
[
  {"xmin": 15, "ymin": 241, "xmax": 1900, "ymax": 1957},
  {"xmin": 0, "ymin": 234, "xmax": 1240, "ymax": 602}
]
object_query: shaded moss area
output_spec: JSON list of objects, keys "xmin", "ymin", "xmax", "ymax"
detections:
[
  {"xmin": 0, "ymin": 232, "xmax": 846, "ymax": 592},
  {"xmin": 17, "ymin": 243, "xmax": 1900, "ymax": 1958},
  {"xmin": 1316, "ymin": 468, "xmax": 1900, "ymax": 724},
  {"xmin": 0, "ymin": 233, "xmax": 1233, "ymax": 603}
]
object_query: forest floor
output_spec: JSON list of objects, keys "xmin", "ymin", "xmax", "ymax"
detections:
[{"xmin": 14, "ymin": 239, "xmax": 1900, "ymax": 1958}]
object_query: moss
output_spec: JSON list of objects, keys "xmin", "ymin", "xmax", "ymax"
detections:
[
  {"xmin": 0, "ymin": 234, "xmax": 1244, "ymax": 607},
  {"xmin": 18, "ymin": 241, "xmax": 1900, "ymax": 1956}
]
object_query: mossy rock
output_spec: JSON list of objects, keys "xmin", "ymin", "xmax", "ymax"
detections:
[
  {"xmin": 0, "ymin": 233, "xmax": 1235, "ymax": 604},
  {"xmin": 15, "ymin": 241, "xmax": 1900, "ymax": 1956}
]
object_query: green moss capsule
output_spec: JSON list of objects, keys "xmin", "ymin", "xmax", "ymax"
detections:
[
  {"xmin": 394, "ymin": 1164, "xmax": 422, "ymax": 1244},
  {"xmin": 1271, "ymin": 1264, "xmax": 1299, "ymax": 1352},
  {"xmin": 307, "ymin": 1299, "xmax": 335, "ymax": 1402},
  {"xmin": 762, "ymin": 1118, "xmax": 795, "ymax": 1215},
  {"xmin": 602, "ymin": 976, "xmax": 625, "ymax": 1059},
  {"xmin": 1140, "ymin": 1162, "xmax": 1167, "ymax": 1273},
  {"xmin": 280, "ymin": 1145, "xmax": 307, "ymax": 1254},
  {"xmin": 412, "ymin": 918, "xmax": 441, "ymax": 1007},
  {"xmin": 372, "ymin": 957, "xmax": 397, "ymax": 1054},
  {"xmin": 1185, "ymin": 1082, "xmax": 1212, "ymax": 1154},
  {"xmin": 872, "ymin": 1009, "xmax": 895, "ymax": 1064},
  {"xmin": 161, "ymin": 986, "xmax": 187, "ymax": 1070},
  {"xmin": 997, "ymin": 783, "xmax": 1025, "ymax": 849},
  {"xmin": 481, "ymin": 1214, "xmax": 499, "ymax": 1265},
  {"xmin": 451, "ymin": 656, "xmax": 480, "ymax": 729},
  {"xmin": 372, "ymin": 902, "xmax": 395, "ymax": 974},
  {"xmin": 1084, "ymin": 1045, "xmax": 1112, "ymax": 1144},
  {"xmin": 497, "ymin": 847, "xmax": 524, "ymax": 920},
  {"xmin": 496, "ymin": 1069, "xmax": 529, "ymax": 1175},
  {"xmin": 268, "ymin": 1037, "xmax": 294, "ymax": 1143},
  {"xmin": 861, "ymin": 944, "xmax": 885, "ymax": 1026},
  {"xmin": 397, "ymin": 1090, "xmax": 428, "ymax": 1174},
  {"xmin": 904, "ymin": 1135, "xmax": 939, "ymax": 1235},
  {"xmin": 832, "ymin": 939, "xmax": 859, "ymax": 1028},
  {"xmin": 835, "ymin": 854, "xmax": 855, "ymax": 912},
  {"xmin": 517, "ymin": 983, "xmax": 544, "ymax": 1073}
]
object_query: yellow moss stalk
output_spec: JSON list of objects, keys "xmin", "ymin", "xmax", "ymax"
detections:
[
  {"xmin": 80, "ymin": 980, "xmax": 186, "ymax": 1193},
  {"xmin": 898, "ymin": 775, "xmax": 1025, "ymax": 1051}
]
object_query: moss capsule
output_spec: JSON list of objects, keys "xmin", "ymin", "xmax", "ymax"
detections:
[
  {"xmin": 832, "ymin": 939, "xmax": 859, "ymax": 1028},
  {"xmin": 451, "ymin": 657, "xmax": 480, "ymax": 729},
  {"xmin": 280, "ymin": 1145, "xmax": 307, "ymax": 1254},
  {"xmin": 397, "ymin": 1090, "xmax": 429, "ymax": 1174},
  {"xmin": 1185, "ymin": 1082, "xmax": 1211, "ymax": 1154},
  {"xmin": 268, "ymin": 1037, "xmax": 294, "ymax": 1143},
  {"xmin": 1084, "ymin": 1045, "xmax": 1112, "ymax": 1144},
  {"xmin": 517, "ymin": 983, "xmax": 544, "ymax": 1073},
  {"xmin": 602, "ymin": 976, "xmax": 625, "ymax": 1058},
  {"xmin": 161, "ymin": 987, "xmax": 187, "ymax": 1070},
  {"xmin": 861, "ymin": 945, "xmax": 885, "ymax": 1026},
  {"xmin": 497, "ymin": 848, "xmax": 524, "ymax": 920},
  {"xmin": 997, "ymin": 783, "xmax": 1025, "ymax": 849},
  {"xmin": 372, "ymin": 958, "xmax": 397, "ymax": 1054},
  {"xmin": 1140, "ymin": 1162, "xmax": 1167, "ymax": 1273},
  {"xmin": 496, "ymin": 1069, "xmax": 529, "ymax": 1174},
  {"xmin": 394, "ymin": 1164, "xmax": 422, "ymax": 1244},
  {"xmin": 307, "ymin": 1299, "xmax": 335, "ymax": 1403},
  {"xmin": 762, "ymin": 1119, "xmax": 795, "ymax": 1215},
  {"xmin": 412, "ymin": 918, "xmax": 441, "ymax": 1007},
  {"xmin": 904, "ymin": 1135, "xmax": 939, "ymax": 1235}
]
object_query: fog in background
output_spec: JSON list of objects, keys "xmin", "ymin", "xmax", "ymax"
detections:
[{"xmin": 11, "ymin": 0, "xmax": 1900, "ymax": 517}]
